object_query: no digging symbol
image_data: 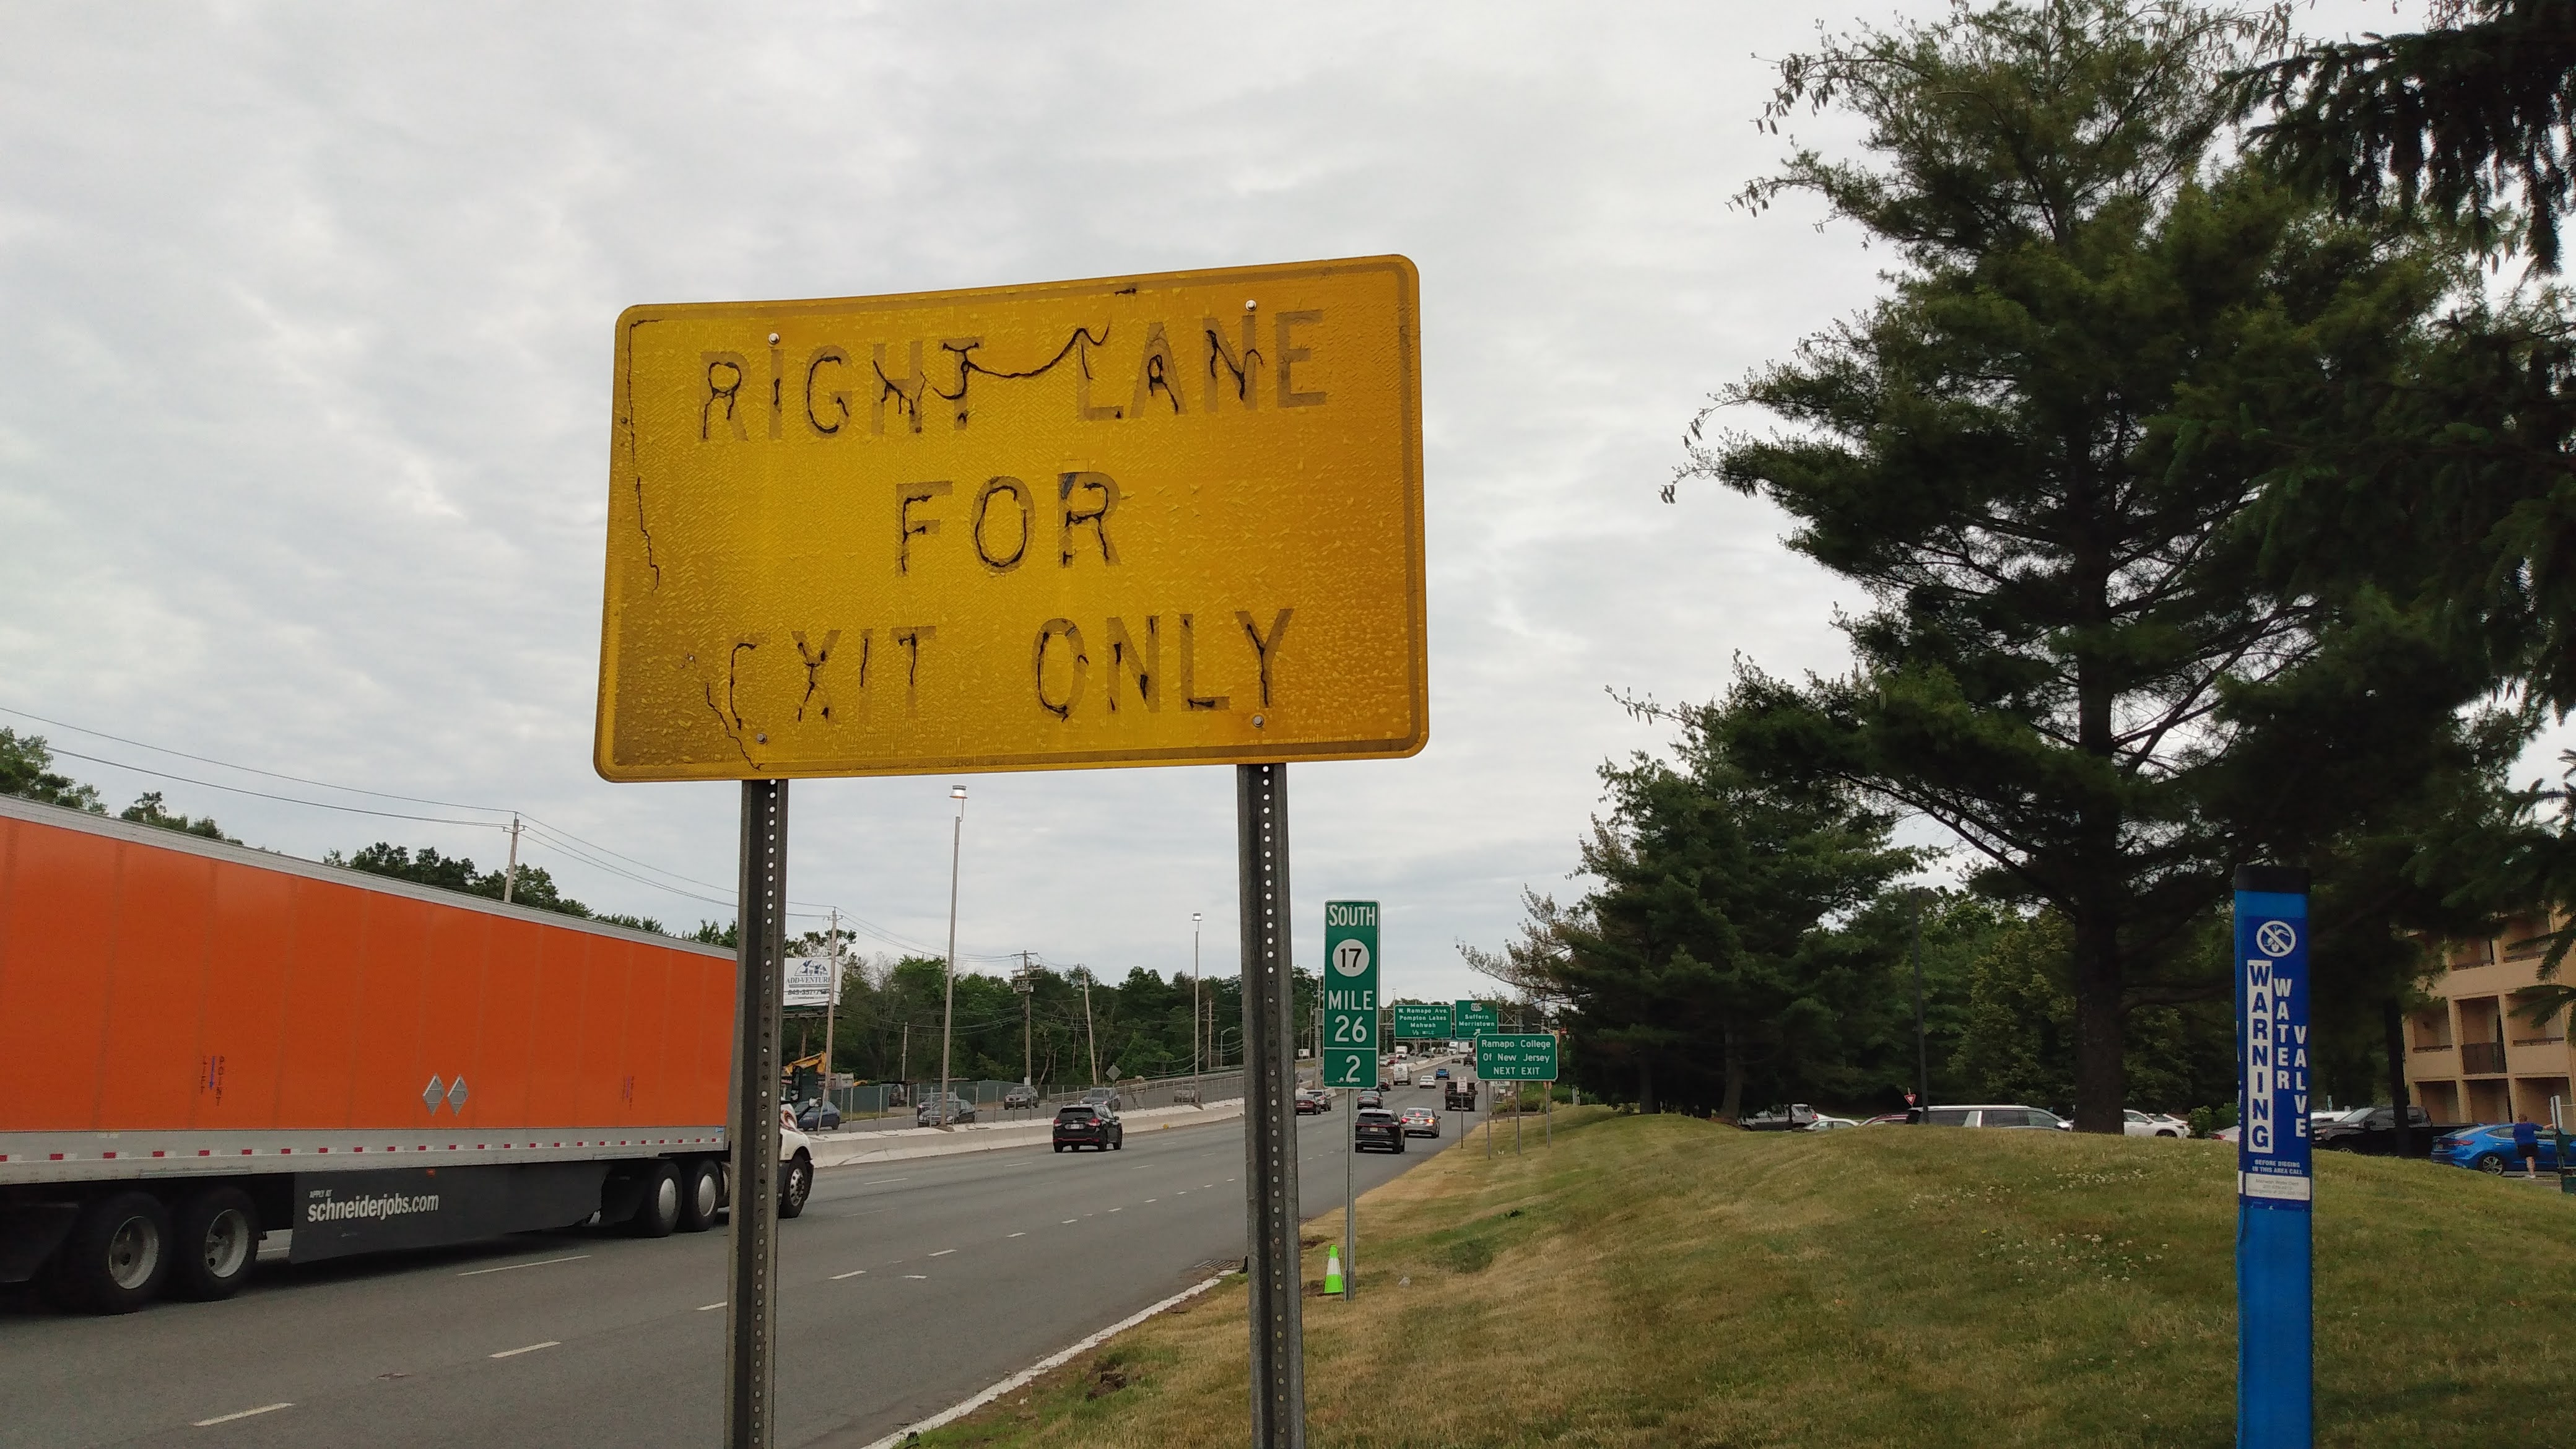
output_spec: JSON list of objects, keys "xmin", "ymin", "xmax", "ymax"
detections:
[
  {"xmin": 1334, "ymin": 939, "xmax": 1372, "ymax": 977},
  {"xmin": 2255, "ymin": 921, "xmax": 2297, "ymax": 959}
]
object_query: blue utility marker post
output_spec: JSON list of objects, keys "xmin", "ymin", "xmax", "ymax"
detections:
[{"xmin": 2234, "ymin": 864, "xmax": 2312, "ymax": 1448}]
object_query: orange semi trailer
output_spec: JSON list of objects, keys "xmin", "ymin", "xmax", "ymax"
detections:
[{"xmin": 0, "ymin": 793, "xmax": 811, "ymax": 1313}]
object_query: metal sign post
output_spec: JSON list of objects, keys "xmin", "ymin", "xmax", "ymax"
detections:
[
  {"xmin": 2234, "ymin": 864, "xmax": 2313, "ymax": 1449},
  {"xmin": 1237, "ymin": 764, "xmax": 1305, "ymax": 1449},
  {"xmin": 726, "ymin": 781, "xmax": 790, "ymax": 1449},
  {"xmin": 1323, "ymin": 901, "xmax": 1380, "ymax": 1305}
]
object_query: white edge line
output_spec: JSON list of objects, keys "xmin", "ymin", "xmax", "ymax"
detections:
[
  {"xmin": 489, "ymin": 1341, "xmax": 561, "ymax": 1359},
  {"xmin": 856, "ymin": 1271, "xmax": 1232, "ymax": 1449},
  {"xmin": 458, "ymin": 1253, "xmax": 590, "ymax": 1277},
  {"xmin": 193, "ymin": 1402, "xmax": 293, "ymax": 1427}
]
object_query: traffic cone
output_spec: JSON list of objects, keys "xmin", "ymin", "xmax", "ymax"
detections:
[{"xmin": 1323, "ymin": 1245, "xmax": 1344, "ymax": 1296}]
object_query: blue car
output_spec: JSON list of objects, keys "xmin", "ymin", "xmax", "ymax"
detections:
[{"xmin": 2431, "ymin": 1124, "xmax": 2562, "ymax": 1174}]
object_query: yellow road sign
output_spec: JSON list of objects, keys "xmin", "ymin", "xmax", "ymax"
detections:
[{"xmin": 595, "ymin": 256, "xmax": 1425, "ymax": 781}]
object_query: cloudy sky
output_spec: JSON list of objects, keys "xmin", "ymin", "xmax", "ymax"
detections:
[{"xmin": 1, "ymin": 1, "xmax": 2432, "ymax": 1001}]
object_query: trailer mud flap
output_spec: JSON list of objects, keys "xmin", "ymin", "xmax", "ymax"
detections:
[{"xmin": 290, "ymin": 1164, "xmax": 610, "ymax": 1263}]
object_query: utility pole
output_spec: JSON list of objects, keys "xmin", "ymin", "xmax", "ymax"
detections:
[
  {"xmin": 1017, "ymin": 951, "xmax": 1036, "ymax": 1097},
  {"xmin": 822, "ymin": 908, "xmax": 841, "ymax": 1115},
  {"xmin": 899, "ymin": 1020, "xmax": 910, "ymax": 1108},
  {"xmin": 501, "ymin": 816, "xmax": 522, "ymax": 905},
  {"xmin": 1078, "ymin": 966, "xmax": 1100, "ymax": 1086},
  {"xmin": 1192, "ymin": 912, "xmax": 1204, "ymax": 1107},
  {"xmin": 1910, "ymin": 890, "xmax": 1931, "ymax": 1121},
  {"xmin": 939, "ymin": 785, "xmax": 966, "ymax": 1128}
]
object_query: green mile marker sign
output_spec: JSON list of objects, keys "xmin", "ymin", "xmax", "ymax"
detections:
[
  {"xmin": 1390, "ymin": 1003, "xmax": 1452, "ymax": 1040},
  {"xmin": 1322, "ymin": 902, "xmax": 1380, "ymax": 1089},
  {"xmin": 1476, "ymin": 1033, "xmax": 1559, "ymax": 1081}
]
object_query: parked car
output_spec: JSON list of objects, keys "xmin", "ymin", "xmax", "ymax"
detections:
[
  {"xmin": 916, "ymin": 1094, "xmax": 977, "ymax": 1126},
  {"xmin": 1295, "ymin": 1088, "xmax": 1333, "ymax": 1115},
  {"xmin": 1859, "ymin": 1113, "xmax": 1912, "ymax": 1126},
  {"xmin": 2214, "ymin": 1125, "xmax": 2240, "ymax": 1143},
  {"xmin": 2433, "ymin": 1123, "xmax": 2562, "ymax": 1174},
  {"xmin": 1002, "ymin": 1085, "xmax": 1040, "ymax": 1110},
  {"xmin": 1921, "ymin": 1105, "xmax": 2069, "ymax": 1129},
  {"xmin": 1741, "ymin": 1103, "xmax": 1819, "ymax": 1131},
  {"xmin": 1051, "ymin": 1102, "xmax": 1123, "ymax": 1152},
  {"xmin": 1354, "ymin": 1107, "xmax": 1406, "ymax": 1154},
  {"xmin": 2315, "ymin": 1105, "xmax": 2470, "ymax": 1158},
  {"xmin": 2123, "ymin": 1110, "xmax": 2187, "ymax": 1139},
  {"xmin": 1804, "ymin": 1115, "xmax": 1861, "ymax": 1131},
  {"xmin": 1401, "ymin": 1107, "xmax": 1442, "ymax": 1138},
  {"xmin": 794, "ymin": 1098, "xmax": 843, "ymax": 1132}
]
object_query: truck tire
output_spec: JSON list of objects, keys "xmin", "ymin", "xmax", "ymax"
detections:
[
  {"xmin": 47, "ymin": 1191, "xmax": 172, "ymax": 1314},
  {"xmin": 170, "ymin": 1185, "xmax": 258, "ymax": 1301},
  {"xmin": 628, "ymin": 1162, "xmax": 682, "ymax": 1238},
  {"xmin": 676, "ymin": 1160, "xmax": 721, "ymax": 1234},
  {"xmin": 778, "ymin": 1155, "xmax": 813, "ymax": 1219}
]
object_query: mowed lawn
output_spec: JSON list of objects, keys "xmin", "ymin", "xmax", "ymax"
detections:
[{"xmin": 915, "ymin": 1108, "xmax": 2575, "ymax": 1448}]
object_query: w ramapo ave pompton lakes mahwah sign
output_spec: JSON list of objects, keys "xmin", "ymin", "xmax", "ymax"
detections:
[{"xmin": 593, "ymin": 257, "xmax": 1427, "ymax": 781}]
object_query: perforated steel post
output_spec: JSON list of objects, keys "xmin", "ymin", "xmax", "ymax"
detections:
[
  {"xmin": 1237, "ymin": 763, "xmax": 1306, "ymax": 1448},
  {"xmin": 726, "ymin": 780, "xmax": 789, "ymax": 1449}
]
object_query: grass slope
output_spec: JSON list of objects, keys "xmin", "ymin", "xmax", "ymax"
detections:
[{"xmin": 918, "ymin": 1109, "xmax": 2574, "ymax": 1448}]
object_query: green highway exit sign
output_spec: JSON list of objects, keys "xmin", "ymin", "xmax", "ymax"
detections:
[
  {"xmin": 1322, "ymin": 901, "xmax": 1380, "ymax": 1089},
  {"xmin": 1476, "ymin": 1033, "xmax": 1559, "ymax": 1081},
  {"xmin": 1454, "ymin": 1000, "xmax": 1503, "ymax": 1037},
  {"xmin": 1390, "ymin": 1003, "xmax": 1451, "ymax": 1040}
]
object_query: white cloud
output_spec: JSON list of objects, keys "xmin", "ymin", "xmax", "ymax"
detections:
[{"xmin": 0, "ymin": 1, "xmax": 2408, "ymax": 998}]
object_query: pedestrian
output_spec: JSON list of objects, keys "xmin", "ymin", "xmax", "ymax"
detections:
[{"xmin": 2514, "ymin": 1115, "xmax": 2542, "ymax": 1179}]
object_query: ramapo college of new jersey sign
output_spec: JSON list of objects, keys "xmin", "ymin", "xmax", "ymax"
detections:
[{"xmin": 593, "ymin": 257, "xmax": 1426, "ymax": 781}]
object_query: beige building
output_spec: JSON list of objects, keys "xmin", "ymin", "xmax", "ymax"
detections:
[{"xmin": 2406, "ymin": 912, "xmax": 2575, "ymax": 1126}]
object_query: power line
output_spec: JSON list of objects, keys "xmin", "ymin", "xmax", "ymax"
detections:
[
  {"xmin": 38, "ymin": 747, "xmax": 507, "ymax": 829},
  {"xmin": 9, "ymin": 703, "xmax": 1057, "ymax": 960}
]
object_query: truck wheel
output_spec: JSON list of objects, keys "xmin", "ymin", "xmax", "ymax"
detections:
[
  {"xmin": 48, "ymin": 1191, "xmax": 172, "ymax": 1314},
  {"xmin": 628, "ymin": 1162, "xmax": 682, "ymax": 1238},
  {"xmin": 676, "ymin": 1160, "xmax": 721, "ymax": 1234},
  {"xmin": 778, "ymin": 1155, "xmax": 814, "ymax": 1219},
  {"xmin": 170, "ymin": 1186, "xmax": 258, "ymax": 1301}
]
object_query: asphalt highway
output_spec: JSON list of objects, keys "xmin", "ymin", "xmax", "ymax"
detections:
[{"xmin": 0, "ymin": 1092, "xmax": 1485, "ymax": 1448}]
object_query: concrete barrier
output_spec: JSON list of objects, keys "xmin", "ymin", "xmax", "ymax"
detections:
[{"xmin": 808, "ymin": 1099, "xmax": 1246, "ymax": 1170}]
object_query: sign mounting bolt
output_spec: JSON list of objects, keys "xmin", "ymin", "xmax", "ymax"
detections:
[
  {"xmin": 767, "ymin": 332, "xmax": 780, "ymax": 344},
  {"xmin": 1243, "ymin": 300, "xmax": 1256, "ymax": 311},
  {"xmin": 1251, "ymin": 714, "xmax": 1265, "ymax": 728},
  {"xmin": 755, "ymin": 733, "xmax": 768, "ymax": 744}
]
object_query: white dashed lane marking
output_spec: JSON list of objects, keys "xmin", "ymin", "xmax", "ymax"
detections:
[
  {"xmin": 930, "ymin": 1249, "xmax": 957, "ymax": 1257},
  {"xmin": 489, "ymin": 1342, "xmax": 559, "ymax": 1359},
  {"xmin": 832, "ymin": 1269, "xmax": 868, "ymax": 1280},
  {"xmin": 459, "ymin": 1254, "xmax": 589, "ymax": 1277},
  {"xmin": 696, "ymin": 1302, "xmax": 724, "ymax": 1311},
  {"xmin": 194, "ymin": 1403, "xmax": 292, "ymax": 1428}
]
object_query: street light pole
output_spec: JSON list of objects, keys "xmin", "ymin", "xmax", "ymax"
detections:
[
  {"xmin": 939, "ymin": 785, "xmax": 967, "ymax": 1128},
  {"xmin": 1910, "ymin": 890, "xmax": 1931, "ymax": 1122},
  {"xmin": 1192, "ymin": 911, "xmax": 1204, "ymax": 1107}
]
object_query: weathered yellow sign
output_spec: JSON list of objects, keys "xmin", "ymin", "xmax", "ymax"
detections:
[{"xmin": 595, "ymin": 256, "xmax": 1425, "ymax": 781}]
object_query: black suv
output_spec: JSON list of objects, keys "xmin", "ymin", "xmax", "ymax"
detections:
[
  {"xmin": 1354, "ymin": 1107, "xmax": 1406, "ymax": 1154},
  {"xmin": 2314, "ymin": 1105, "xmax": 2467, "ymax": 1157},
  {"xmin": 1053, "ymin": 1103, "xmax": 1124, "ymax": 1152}
]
